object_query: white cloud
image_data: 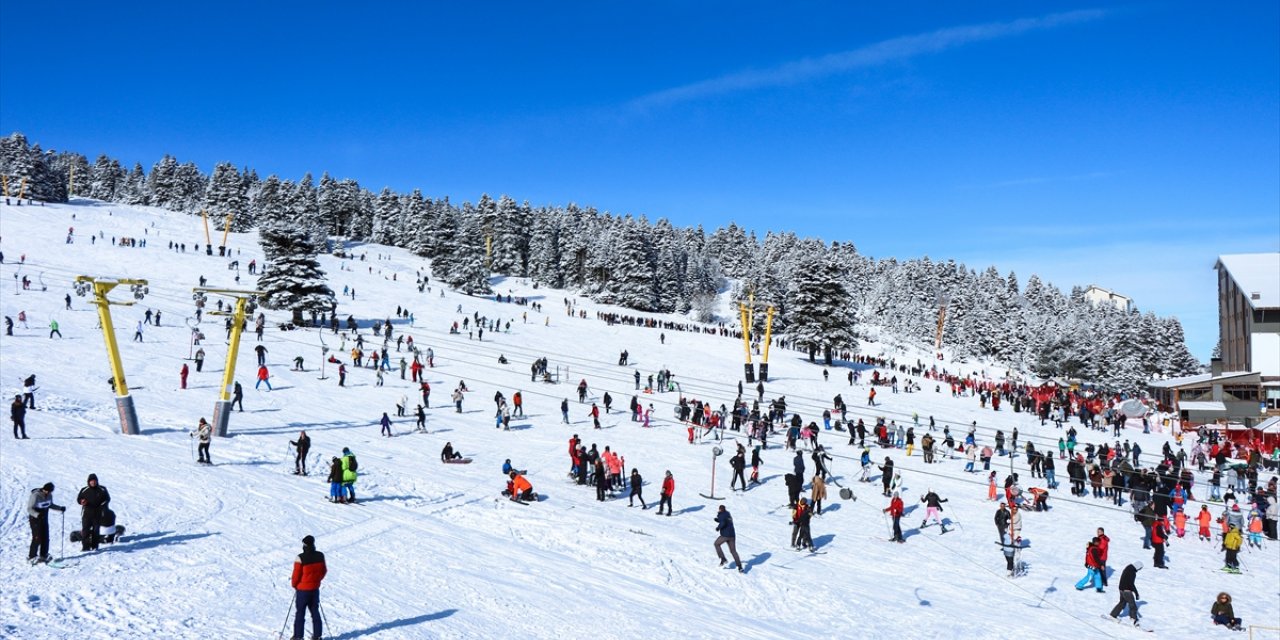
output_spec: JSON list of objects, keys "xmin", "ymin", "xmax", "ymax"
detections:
[{"xmin": 630, "ymin": 9, "xmax": 1108, "ymax": 110}]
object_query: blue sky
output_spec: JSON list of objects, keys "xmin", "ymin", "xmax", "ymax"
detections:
[{"xmin": 2, "ymin": 2, "xmax": 1277, "ymax": 359}]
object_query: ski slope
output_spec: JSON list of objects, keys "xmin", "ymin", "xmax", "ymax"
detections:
[{"xmin": 1, "ymin": 199, "xmax": 1276, "ymax": 640}]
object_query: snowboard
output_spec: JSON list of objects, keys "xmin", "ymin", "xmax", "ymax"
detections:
[{"xmin": 443, "ymin": 458, "xmax": 473, "ymax": 464}]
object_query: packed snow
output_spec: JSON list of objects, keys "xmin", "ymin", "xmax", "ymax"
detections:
[{"xmin": 1, "ymin": 199, "xmax": 1276, "ymax": 640}]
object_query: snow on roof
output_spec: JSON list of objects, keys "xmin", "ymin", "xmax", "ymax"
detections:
[
  {"xmin": 1216, "ymin": 253, "xmax": 1280, "ymax": 309},
  {"xmin": 1148, "ymin": 370, "xmax": 1258, "ymax": 388},
  {"xmin": 1178, "ymin": 400, "xmax": 1227, "ymax": 412},
  {"xmin": 1255, "ymin": 416, "xmax": 1280, "ymax": 433}
]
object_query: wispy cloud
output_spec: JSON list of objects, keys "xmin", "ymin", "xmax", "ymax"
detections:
[{"xmin": 629, "ymin": 9, "xmax": 1108, "ymax": 110}]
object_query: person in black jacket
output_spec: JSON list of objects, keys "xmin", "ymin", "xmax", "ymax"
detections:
[
  {"xmin": 785, "ymin": 473, "xmax": 803, "ymax": 508},
  {"xmin": 1108, "ymin": 561, "xmax": 1142, "ymax": 625},
  {"xmin": 27, "ymin": 482, "xmax": 66, "ymax": 564},
  {"xmin": 878, "ymin": 458, "xmax": 895, "ymax": 497},
  {"xmin": 11, "ymin": 394, "xmax": 27, "ymax": 439},
  {"xmin": 290, "ymin": 430, "xmax": 311, "ymax": 475},
  {"xmin": 730, "ymin": 450, "xmax": 747, "ymax": 491},
  {"xmin": 76, "ymin": 474, "xmax": 110, "ymax": 551},
  {"xmin": 995, "ymin": 503, "xmax": 1011, "ymax": 539},
  {"xmin": 629, "ymin": 469, "xmax": 647, "ymax": 508}
]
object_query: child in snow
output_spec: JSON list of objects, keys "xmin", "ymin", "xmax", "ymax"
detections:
[{"xmin": 1197, "ymin": 505, "xmax": 1213, "ymax": 541}]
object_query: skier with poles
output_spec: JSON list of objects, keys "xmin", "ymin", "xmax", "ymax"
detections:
[
  {"xmin": 920, "ymin": 489, "xmax": 950, "ymax": 533},
  {"xmin": 289, "ymin": 535, "xmax": 327, "ymax": 640},
  {"xmin": 27, "ymin": 482, "xmax": 66, "ymax": 564},
  {"xmin": 290, "ymin": 431, "xmax": 311, "ymax": 475},
  {"xmin": 884, "ymin": 491, "xmax": 905, "ymax": 543}
]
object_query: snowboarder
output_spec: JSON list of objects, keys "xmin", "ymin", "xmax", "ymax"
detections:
[
  {"xmin": 508, "ymin": 471, "xmax": 534, "ymax": 502},
  {"xmin": 878, "ymin": 457, "xmax": 894, "ymax": 497},
  {"xmin": 441, "ymin": 442, "xmax": 463, "ymax": 462},
  {"xmin": 27, "ymin": 482, "xmax": 66, "ymax": 564},
  {"xmin": 291, "ymin": 535, "xmax": 328, "ymax": 640},
  {"xmin": 192, "ymin": 417, "xmax": 213, "ymax": 464},
  {"xmin": 76, "ymin": 474, "xmax": 110, "ymax": 551},
  {"xmin": 290, "ymin": 431, "xmax": 311, "ymax": 475},
  {"xmin": 1108, "ymin": 562, "xmax": 1142, "ymax": 625},
  {"xmin": 714, "ymin": 505, "xmax": 744, "ymax": 572},
  {"xmin": 256, "ymin": 365, "xmax": 272, "ymax": 391}
]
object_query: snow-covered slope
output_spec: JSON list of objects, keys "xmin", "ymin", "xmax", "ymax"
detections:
[{"xmin": 0, "ymin": 200, "xmax": 1275, "ymax": 640}]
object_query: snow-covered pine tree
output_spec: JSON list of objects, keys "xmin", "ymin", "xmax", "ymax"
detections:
[
  {"xmin": 784, "ymin": 250, "xmax": 858, "ymax": 364},
  {"xmin": 609, "ymin": 219, "xmax": 657, "ymax": 310},
  {"xmin": 88, "ymin": 155, "xmax": 122, "ymax": 201},
  {"xmin": 256, "ymin": 199, "xmax": 335, "ymax": 326},
  {"xmin": 372, "ymin": 187, "xmax": 401, "ymax": 245},
  {"xmin": 206, "ymin": 163, "xmax": 248, "ymax": 226}
]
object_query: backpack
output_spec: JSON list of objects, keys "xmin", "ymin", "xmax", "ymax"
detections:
[{"xmin": 347, "ymin": 455, "xmax": 358, "ymax": 472}]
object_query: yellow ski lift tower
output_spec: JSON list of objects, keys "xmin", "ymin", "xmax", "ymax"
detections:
[
  {"xmin": 74, "ymin": 276, "xmax": 149, "ymax": 435},
  {"xmin": 218, "ymin": 212, "xmax": 234, "ymax": 256},
  {"xmin": 201, "ymin": 210, "xmax": 214, "ymax": 255},
  {"xmin": 197, "ymin": 286, "xmax": 264, "ymax": 437},
  {"xmin": 738, "ymin": 293, "xmax": 777, "ymax": 382}
]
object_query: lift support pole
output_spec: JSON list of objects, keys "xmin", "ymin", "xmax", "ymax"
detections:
[{"xmin": 77, "ymin": 276, "xmax": 147, "ymax": 435}]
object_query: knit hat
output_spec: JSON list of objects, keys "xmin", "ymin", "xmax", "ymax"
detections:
[
  {"xmin": 42, "ymin": 482, "xmax": 54, "ymax": 492},
  {"xmin": 302, "ymin": 535, "xmax": 315, "ymax": 547}
]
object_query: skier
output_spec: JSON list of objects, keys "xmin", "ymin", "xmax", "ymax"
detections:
[
  {"xmin": 290, "ymin": 431, "xmax": 311, "ymax": 475},
  {"xmin": 180, "ymin": 363, "xmax": 189, "ymax": 390},
  {"xmin": 48, "ymin": 319, "xmax": 61, "ymax": 339},
  {"xmin": 291, "ymin": 535, "xmax": 328, "ymax": 640},
  {"xmin": 255, "ymin": 344, "xmax": 268, "ymax": 366},
  {"xmin": 256, "ymin": 365, "xmax": 272, "ymax": 391},
  {"xmin": 452, "ymin": 388, "xmax": 464, "ymax": 413},
  {"xmin": 232, "ymin": 381, "xmax": 244, "ymax": 411},
  {"xmin": 22, "ymin": 374, "xmax": 36, "ymax": 409},
  {"xmin": 885, "ymin": 491, "xmax": 905, "ymax": 543},
  {"xmin": 76, "ymin": 474, "xmax": 110, "ymax": 551},
  {"xmin": 657, "ymin": 471, "xmax": 674, "ymax": 516},
  {"xmin": 340, "ymin": 448, "xmax": 358, "ymax": 502},
  {"xmin": 1000, "ymin": 531, "xmax": 1018, "ymax": 577},
  {"xmin": 1151, "ymin": 516, "xmax": 1169, "ymax": 569},
  {"xmin": 750, "ymin": 446, "xmax": 763, "ymax": 484},
  {"xmin": 561, "ymin": 398, "xmax": 570, "ymax": 424},
  {"xmin": 791, "ymin": 498, "xmax": 813, "ymax": 550},
  {"xmin": 12, "ymin": 394, "xmax": 28, "ymax": 439},
  {"xmin": 380, "ymin": 412, "xmax": 392, "ymax": 437},
  {"xmin": 415, "ymin": 405, "xmax": 426, "ymax": 432},
  {"xmin": 27, "ymin": 482, "xmax": 66, "ymax": 564},
  {"xmin": 192, "ymin": 417, "xmax": 212, "ymax": 464},
  {"xmin": 995, "ymin": 503, "xmax": 1010, "ymax": 539},
  {"xmin": 1222, "ymin": 524, "xmax": 1243, "ymax": 573},
  {"xmin": 629, "ymin": 469, "xmax": 647, "ymax": 508},
  {"xmin": 920, "ymin": 489, "xmax": 949, "ymax": 533},
  {"xmin": 1108, "ymin": 561, "xmax": 1142, "ymax": 625},
  {"xmin": 589, "ymin": 403, "xmax": 601, "ymax": 429},
  {"xmin": 714, "ymin": 505, "xmax": 744, "ymax": 572},
  {"xmin": 603, "ymin": 391, "xmax": 612, "ymax": 414}
]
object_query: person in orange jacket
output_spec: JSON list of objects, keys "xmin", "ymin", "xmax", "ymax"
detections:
[
  {"xmin": 1174, "ymin": 510, "xmax": 1187, "ymax": 538},
  {"xmin": 291, "ymin": 535, "xmax": 328, "ymax": 640},
  {"xmin": 1197, "ymin": 505, "xmax": 1214, "ymax": 541},
  {"xmin": 508, "ymin": 471, "xmax": 534, "ymax": 502}
]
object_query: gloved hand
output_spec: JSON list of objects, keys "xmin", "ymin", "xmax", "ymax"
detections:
[{"xmin": 53, "ymin": 505, "xmax": 66, "ymax": 512}]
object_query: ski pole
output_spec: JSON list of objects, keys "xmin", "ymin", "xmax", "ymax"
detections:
[
  {"xmin": 278, "ymin": 596, "xmax": 293, "ymax": 640},
  {"xmin": 59, "ymin": 510, "xmax": 65, "ymax": 561},
  {"xmin": 189, "ymin": 433, "xmax": 196, "ymax": 462},
  {"xmin": 319, "ymin": 599, "xmax": 333, "ymax": 640}
]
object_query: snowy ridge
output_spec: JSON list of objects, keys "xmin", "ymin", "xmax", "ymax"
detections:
[{"xmin": 0, "ymin": 200, "xmax": 1275, "ymax": 640}]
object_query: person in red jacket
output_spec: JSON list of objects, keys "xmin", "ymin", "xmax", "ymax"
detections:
[
  {"xmin": 1096, "ymin": 527, "xmax": 1111, "ymax": 586},
  {"xmin": 180, "ymin": 363, "xmax": 189, "ymax": 390},
  {"xmin": 291, "ymin": 535, "xmax": 327, "ymax": 640},
  {"xmin": 1151, "ymin": 519, "xmax": 1168, "ymax": 569},
  {"xmin": 657, "ymin": 471, "xmax": 675, "ymax": 516},
  {"xmin": 884, "ymin": 492, "xmax": 905, "ymax": 542},
  {"xmin": 1074, "ymin": 538, "xmax": 1104, "ymax": 592}
]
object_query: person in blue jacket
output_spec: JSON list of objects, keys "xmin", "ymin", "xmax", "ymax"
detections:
[{"xmin": 714, "ymin": 505, "xmax": 744, "ymax": 573}]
